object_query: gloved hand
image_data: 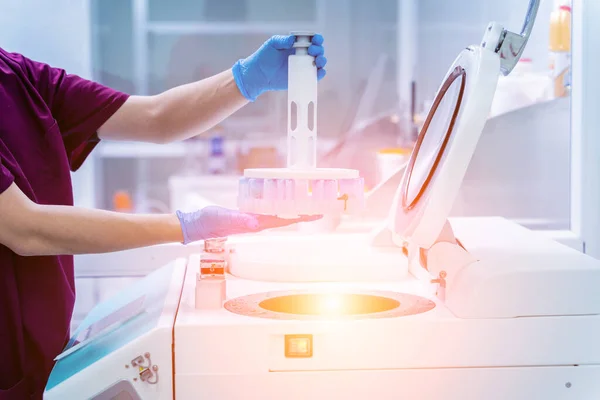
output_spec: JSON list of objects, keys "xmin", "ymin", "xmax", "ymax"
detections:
[
  {"xmin": 176, "ymin": 206, "xmax": 322, "ymax": 244},
  {"xmin": 232, "ymin": 34, "xmax": 327, "ymax": 102}
]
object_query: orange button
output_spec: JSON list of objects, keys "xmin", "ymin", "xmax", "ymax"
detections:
[{"xmin": 285, "ymin": 334, "xmax": 313, "ymax": 358}]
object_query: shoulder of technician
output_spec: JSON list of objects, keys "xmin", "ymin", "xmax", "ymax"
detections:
[{"xmin": 0, "ymin": 46, "xmax": 130, "ymax": 173}]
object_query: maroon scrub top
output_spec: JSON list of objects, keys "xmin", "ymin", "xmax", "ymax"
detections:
[{"xmin": 0, "ymin": 47, "xmax": 129, "ymax": 399}]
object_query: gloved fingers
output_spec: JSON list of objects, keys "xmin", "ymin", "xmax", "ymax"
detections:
[
  {"xmin": 253, "ymin": 214, "xmax": 323, "ymax": 230},
  {"xmin": 308, "ymin": 44, "xmax": 324, "ymax": 57},
  {"xmin": 176, "ymin": 210, "xmax": 192, "ymax": 244},
  {"xmin": 297, "ymin": 215, "xmax": 323, "ymax": 222},
  {"xmin": 229, "ymin": 212, "xmax": 260, "ymax": 231},
  {"xmin": 311, "ymin": 34, "xmax": 324, "ymax": 46},
  {"xmin": 315, "ymin": 55, "xmax": 327, "ymax": 69},
  {"xmin": 253, "ymin": 214, "xmax": 295, "ymax": 229},
  {"xmin": 269, "ymin": 35, "xmax": 295, "ymax": 50},
  {"xmin": 317, "ymin": 68, "xmax": 327, "ymax": 80},
  {"xmin": 277, "ymin": 214, "xmax": 323, "ymax": 226},
  {"xmin": 213, "ymin": 212, "xmax": 260, "ymax": 235}
]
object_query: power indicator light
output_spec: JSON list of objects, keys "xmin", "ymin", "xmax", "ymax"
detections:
[{"xmin": 284, "ymin": 334, "xmax": 313, "ymax": 358}]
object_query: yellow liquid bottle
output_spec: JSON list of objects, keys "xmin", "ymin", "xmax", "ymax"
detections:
[{"xmin": 549, "ymin": 3, "xmax": 571, "ymax": 98}]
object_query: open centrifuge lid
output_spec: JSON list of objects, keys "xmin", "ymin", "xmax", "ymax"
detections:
[{"xmin": 389, "ymin": 45, "xmax": 501, "ymax": 250}]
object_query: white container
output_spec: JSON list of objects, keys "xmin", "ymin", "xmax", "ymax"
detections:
[
  {"xmin": 376, "ymin": 149, "xmax": 409, "ymax": 183},
  {"xmin": 490, "ymin": 59, "xmax": 552, "ymax": 117},
  {"xmin": 287, "ymin": 33, "xmax": 318, "ymax": 169}
]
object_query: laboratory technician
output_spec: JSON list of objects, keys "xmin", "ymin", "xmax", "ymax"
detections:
[{"xmin": 0, "ymin": 34, "xmax": 326, "ymax": 399}]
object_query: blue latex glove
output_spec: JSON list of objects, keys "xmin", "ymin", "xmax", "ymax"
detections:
[
  {"xmin": 232, "ymin": 34, "xmax": 327, "ymax": 102},
  {"xmin": 176, "ymin": 206, "xmax": 322, "ymax": 244}
]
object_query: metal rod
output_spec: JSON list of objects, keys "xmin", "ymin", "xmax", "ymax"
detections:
[
  {"xmin": 497, "ymin": 0, "xmax": 541, "ymax": 75},
  {"xmin": 520, "ymin": 0, "xmax": 541, "ymax": 38}
]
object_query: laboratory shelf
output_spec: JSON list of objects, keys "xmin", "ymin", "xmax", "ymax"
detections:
[
  {"xmin": 97, "ymin": 141, "xmax": 187, "ymax": 158},
  {"xmin": 97, "ymin": 138, "xmax": 339, "ymax": 159},
  {"xmin": 147, "ymin": 22, "xmax": 318, "ymax": 35}
]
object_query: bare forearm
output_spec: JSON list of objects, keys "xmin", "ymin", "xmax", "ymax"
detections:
[
  {"xmin": 19, "ymin": 205, "xmax": 183, "ymax": 256},
  {"xmin": 153, "ymin": 69, "xmax": 248, "ymax": 142},
  {"xmin": 98, "ymin": 69, "xmax": 249, "ymax": 143}
]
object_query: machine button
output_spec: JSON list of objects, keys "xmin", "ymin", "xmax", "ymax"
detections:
[
  {"xmin": 139, "ymin": 368, "xmax": 153, "ymax": 382},
  {"xmin": 131, "ymin": 356, "xmax": 144, "ymax": 367},
  {"xmin": 285, "ymin": 334, "xmax": 313, "ymax": 358}
]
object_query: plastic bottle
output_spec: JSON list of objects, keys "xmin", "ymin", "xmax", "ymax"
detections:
[
  {"xmin": 376, "ymin": 148, "xmax": 410, "ymax": 183},
  {"xmin": 113, "ymin": 190, "xmax": 133, "ymax": 212},
  {"xmin": 207, "ymin": 136, "xmax": 227, "ymax": 174},
  {"xmin": 549, "ymin": 0, "xmax": 572, "ymax": 98}
]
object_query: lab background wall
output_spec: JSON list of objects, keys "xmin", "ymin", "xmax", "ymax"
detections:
[
  {"xmin": 0, "ymin": 0, "xmax": 97, "ymax": 209},
  {"xmin": 416, "ymin": 0, "xmax": 554, "ymax": 105},
  {"xmin": 0, "ymin": 0, "xmax": 568, "ymax": 328}
]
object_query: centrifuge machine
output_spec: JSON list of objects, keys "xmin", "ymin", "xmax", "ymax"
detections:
[{"xmin": 45, "ymin": 1, "xmax": 600, "ymax": 399}]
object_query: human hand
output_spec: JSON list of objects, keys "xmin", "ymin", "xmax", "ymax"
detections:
[
  {"xmin": 232, "ymin": 34, "xmax": 327, "ymax": 102},
  {"xmin": 176, "ymin": 206, "xmax": 322, "ymax": 244}
]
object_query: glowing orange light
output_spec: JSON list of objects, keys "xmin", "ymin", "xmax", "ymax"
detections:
[
  {"xmin": 320, "ymin": 294, "xmax": 343, "ymax": 314},
  {"xmin": 285, "ymin": 335, "xmax": 313, "ymax": 358}
]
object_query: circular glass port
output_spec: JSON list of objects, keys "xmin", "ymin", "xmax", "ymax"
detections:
[
  {"xmin": 259, "ymin": 293, "xmax": 400, "ymax": 316},
  {"xmin": 402, "ymin": 66, "xmax": 466, "ymax": 210},
  {"xmin": 224, "ymin": 290, "xmax": 435, "ymax": 320}
]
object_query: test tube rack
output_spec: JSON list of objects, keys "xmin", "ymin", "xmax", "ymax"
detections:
[{"xmin": 237, "ymin": 32, "xmax": 365, "ymax": 217}]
